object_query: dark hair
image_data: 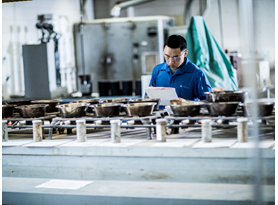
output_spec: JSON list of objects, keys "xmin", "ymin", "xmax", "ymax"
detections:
[{"xmin": 164, "ymin": 34, "xmax": 187, "ymax": 51}]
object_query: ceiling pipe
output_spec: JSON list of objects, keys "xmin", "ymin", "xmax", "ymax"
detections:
[
  {"xmin": 110, "ymin": 0, "xmax": 155, "ymax": 17},
  {"xmin": 184, "ymin": 0, "xmax": 210, "ymax": 25}
]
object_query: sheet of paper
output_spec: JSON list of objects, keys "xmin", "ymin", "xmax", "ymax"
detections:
[
  {"xmin": 152, "ymin": 138, "xmax": 200, "ymax": 147},
  {"xmin": 145, "ymin": 87, "xmax": 178, "ymax": 105},
  {"xmin": 192, "ymin": 139, "xmax": 237, "ymax": 148},
  {"xmin": 35, "ymin": 179, "xmax": 93, "ymax": 190}
]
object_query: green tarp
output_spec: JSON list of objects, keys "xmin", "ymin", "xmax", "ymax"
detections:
[{"xmin": 186, "ymin": 16, "xmax": 238, "ymax": 90}]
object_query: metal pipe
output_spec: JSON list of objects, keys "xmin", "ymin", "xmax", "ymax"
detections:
[
  {"xmin": 110, "ymin": 120, "xmax": 121, "ymax": 143},
  {"xmin": 32, "ymin": 120, "xmax": 42, "ymax": 142},
  {"xmin": 156, "ymin": 119, "xmax": 166, "ymax": 142},
  {"xmin": 2, "ymin": 120, "xmax": 8, "ymax": 141},
  {"xmin": 6, "ymin": 123, "xmax": 275, "ymax": 129},
  {"xmin": 110, "ymin": 0, "xmax": 155, "ymax": 17},
  {"xmin": 185, "ymin": 0, "xmax": 210, "ymax": 25},
  {"xmin": 217, "ymin": 0, "xmax": 224, "ymax": 49},
  {"xmin": 76, "ymin": 119, "xmax": 86, "ymax": 142},
  {"xmin": 237, "ymin": 118, "xmax": 248, "ymax": 142},
  {"xmin": 184, "ymin": 0, "xmax": 194, "ymax": 25},
  {"xmin": 199, "ymin": 0, "xmax": 202, "ymax": 15},
  {"xmin": 201, "ymin": 119, "xmax": 212, "ymax": 142},
  {"xmin": 79, "ymin": 0, "xmax": 86, "ymax": 75}
]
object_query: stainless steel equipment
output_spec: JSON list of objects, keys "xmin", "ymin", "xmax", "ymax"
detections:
[
  {"xmin": 205, "ymin": 102, "xmax": 239, "ymax": 116},
  {"xmin": 103, "ymin": 98, "xmax": 132, "ymax": 104},
  {"xmin": 22, "ymin": 42, "xmax": 67, "ymax": 99},
  {"xmin": 16, "ymin": 104, "xmax": 48, "ymax": 118},
  {"xmin": 56, "ymin": 103, "xmax": 89, "ymax": 118},
  {"xmin": 91, "ymin": 103, "xmax": 122, "ymax": 117},
  {"xmin": 78, "ymin": 75, "xmax": 93, "ymax": 96},
  {"xmin": 122, "ymin": 102, "xmax": 156, "ymax": 116},
  {"xmin": 73, "ymin": 16, "xmax": 175, "ymax": 95},
  {"xmin": 204, "ymin": 91, "xmax": 247, "ymax": 102},
  {"xmin": 71, "ymin": 98, "xmax": 103, "ymax": 113},
  {"xmin": 31, "ymin": 100, "xmax": 62, "ymax": 113},
  {"xmin": 241, "ymin": 102, "xmax": 274, "ymax": 117},
  {"xmin": 2, "ymin": 105, "xmax": 16, "ymax": 118},
  {"xmin": 129, "ymin": 98, "xmax": 161, "ymax": 110},
  {"xmin": 170, "ymin": 101, "xmax": 204, "ymax": 116}
]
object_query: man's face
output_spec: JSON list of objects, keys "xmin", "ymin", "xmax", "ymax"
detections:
[{"xmin": 164, "ymin": 46, "xmax": 188, "ymax": 69}]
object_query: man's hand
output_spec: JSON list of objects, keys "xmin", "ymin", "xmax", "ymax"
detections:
[
  {"xmin": 212, "ymin": 87, "xmax": 225, "ymax": 92},
  {"xmin": 170, "ymin": 98, "xmax": 186, "ymax": 104},
  {"xmin": 178, "ymin": 98, "xmax": 187, "ymax": 102}
]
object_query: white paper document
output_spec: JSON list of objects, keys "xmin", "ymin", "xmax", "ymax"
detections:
[
  {"xmin": 145, "ymin": 87, "xmax": 178, "ymax": 105},
  {"xmin": 35, "ymin": 179, "xmax": 93, "ymax": 190}
]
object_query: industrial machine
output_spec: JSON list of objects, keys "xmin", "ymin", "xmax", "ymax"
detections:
[
  {"xmin": 22, "ymin": 41, "xmax": 66, "ymax": 99},
  {"xmin": 73, "ymin": 16, "xmax": 175, "ymax": 96},
  {"xmin": 22, "ymin": 14, "xmax": 75, "ymax": 99}
]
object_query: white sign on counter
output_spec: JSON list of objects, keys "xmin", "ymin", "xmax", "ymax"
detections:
[
  {"xmin": 36, "ymin": 179, "xmax": 93, "ymax": 190},
  {"xmin": 145, "ymin": 87, "xmax": 178, "ymax": 105}
]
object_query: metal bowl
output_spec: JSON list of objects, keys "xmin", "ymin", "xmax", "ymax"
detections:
[
  {"xmin": 103, "ymin": 98, "xmax": 131, "ymax": 104},
  {"xmin": 129, "ymin": 98, "xmax": 161, "ymax": 110},
  {"xmin": 204, "ymin": 91, "xmax": 247, "ymax": 102},
  {"xmin": 240, "ymin": 102, "xmax": 274, "ymax": 117},
  {"xmin": 70, "ymin": 99, "xmax": 103, "ymax": 113},
  {"xmin": 5, "ymin": 100, "xmax": 32, "ymax": 106},
  {"xmin": 71, "ymin": 99, "xmax": 103, "ymax": 104},
  {"xmin": 31, "ymin": 100, "xmax": 62, "ymax": 112},
  {"xmin": 2, "ymin": 105, "xmax": 16, "ymax": 118},
  {"xmin": 56, "ymin": 103, "xmax": 90, "ymax": 118},
  {"xmin": 5, "ymin": 100, "xmax": 32, "ymax": 113},
  {"xmin": 90, "ymin": 103, "xmax": 122, "ymax": 117},
  {"xmin": 205, "ymin": 102, "xmax": 239, "ymax": 116},
  {"xmin": 121, "ymin": 102, "xmax": 157, "ymax": 117},
  {"xmin": 170, "ymin": 101, "xmax": 204, "ymax": 116},
  {"xmin": 15, "ymin": 104, "xmax": 48, "ymax": 118}
]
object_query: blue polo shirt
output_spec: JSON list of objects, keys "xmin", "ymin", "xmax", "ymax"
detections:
[{"xmin": 149, "ymin": 58, "xmax": 212, "ymax": 101}]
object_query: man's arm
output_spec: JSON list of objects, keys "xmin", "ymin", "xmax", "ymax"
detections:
[
  {"xmin": 196, "ymin": 71, "xmax": 212, "ymax": 100},
  {"xmin": 149, "ymin": 65, "xmax": 160, "ymax": 87}
]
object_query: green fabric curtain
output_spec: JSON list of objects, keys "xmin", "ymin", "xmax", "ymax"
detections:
[{"xmin": 186, "ymin": 16, "xmax": 238, "ymax": 90}]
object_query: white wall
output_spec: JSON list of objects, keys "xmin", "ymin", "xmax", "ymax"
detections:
[
  {"xmin": 2, "ymin": 0, "xmax": 94, "ymax": 97},
  {"xmin": 2, "ymin": 0, "xmax": 275, "ymax": 97},
  {"xmin": 106, "ymin": 0, "xmax": 275, "ymax": 88}
]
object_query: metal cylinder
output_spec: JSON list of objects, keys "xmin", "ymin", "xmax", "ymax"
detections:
[
  {"xmin": 65, "ymin": 120, "xmax": 72, "ymax": 134},
  {"xmin": 2, "ymin": 120, "xmax": 8, "ymax": 141},
  {"xmin": 156, "ymin": 119, "xmax": 166, "ymax": 142},
  {"xmin": 201, "ymin": 119, "xmax": 212, "ymax": 142},
  {"xmin": 95, "ymin": 120, "xmax": 102, "ymax": 126},
  {"xmin": 110, "ymin": 119, "xmax": 121, "ymax": 143},
  {"xmin": 76, "ymin": 119, "xmax": 86, "ymax": 142},
  {"xmin": 127, "ymin": 120, "xmax": 135, "ymax": 125},
  {"xmin": 237, "ymin": 118, "xmax": 248, "ymax": 142},
  {"xmin": 32, "ymin": 120, "xmax": 42, "ymax": 142}
]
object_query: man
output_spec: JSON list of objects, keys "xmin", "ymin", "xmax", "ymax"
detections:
[{"xmin": 149, "ymin": 34, "xmax": 212, "ymax": 101}]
